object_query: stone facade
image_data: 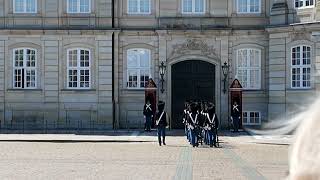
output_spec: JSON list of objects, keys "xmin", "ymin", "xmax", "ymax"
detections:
[
  {"xmin": 0, "ymin": 31, "xmax": 114, "ymax": 130},
  {"xmin": 0, "ymin": 0, "xmax": 319, "ymax": 130}
]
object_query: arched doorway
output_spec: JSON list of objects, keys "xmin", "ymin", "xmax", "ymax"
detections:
[{"xmin": 171, "ymin": 60, "xmax": 215, "ymax": 129}]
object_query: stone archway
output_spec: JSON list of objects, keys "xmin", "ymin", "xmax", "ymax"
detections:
[
  {"xmin": 171, "ymin": 60, "xmax": 216, "ymax": 129},
  {"xmin": 164, "ymin": 39, "xmax": 222, "ymax": 129}
]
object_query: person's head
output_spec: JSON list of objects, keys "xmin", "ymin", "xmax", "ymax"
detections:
[
  {"xmin": 196, "ymin": 102, "xmax": 201, "ymax": 111},
  {"xmin": 207, "ymin": 102, "xmax": 215, "ymax": 114},
  {"xmin": 201, "ymin": 101, "xmax": 205, "ymax": 110},
  {"xmin": 184, "ymin": 100, "xmax": 190, "ymax": 109},
  {"xmin": 190, "ymin": 102, "xmax": 197, "ymax": 113},
  {"xmin": 234, "ymin": 101, "xmax": 238, "ymax": 105},
  {"xmin": 146, "ymin": 98, "xmax": 151, "ymax": 104},
  {"xmin": 158, "ymin": 101, "xmax": 165, "ymax": 112},
  {"xmin": 203, "ymin": 102, "xmax": 208, "ymax": 112},
  {"xmin": 187, "ymin": 102, "xmax": 191, "ymax": 111}
]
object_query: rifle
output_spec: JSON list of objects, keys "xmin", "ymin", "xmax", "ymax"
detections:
[{"xmin": 215, "ymin": 128, "xmax": 219, "ymax": 147}]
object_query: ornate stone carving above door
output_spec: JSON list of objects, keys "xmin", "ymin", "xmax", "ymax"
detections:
[{"xmin": 169, "ymin": 39, "xmax": 219, "ymax": 59}]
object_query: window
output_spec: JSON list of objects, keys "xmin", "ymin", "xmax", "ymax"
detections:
[
  {"xmin": 127, "ymin": 0, "xmax": 151, "ymax": 14},
  {"xmin": 291, "ymin": 46, "xmax": 311, "ymax": 89},
  {"xmin": 295, "ymin": 0, "xmax": 314, "ymax": 8},
  {"xmin": 182, "ymin": 0, "xmax": 205, "ymax": 14},
  {"xmin": 14, "ymin": 0, "xmax": 37, "ymax": 13},
  {"xmin": 127, "ymin": 49, "xmax": 151, "ymax": 88},
  {"xmin": 236, "ymin": 49, "xmax": 261, "ymax": 89},
  {"xmin": 67, "ymin": 0, "xmax": 91, "ymax": 13},
  {"xmin": 67, "ymin": 49, "xmax": 91, "ymax": 89},
  {"xmin": 243, "ymin": 112, "xmax": 261, "ymax": 125},
  {"xmin": 237, "ymin": 0, "xmax": 260, "ymax": 13},
  {"xmin": 13, "ymin": 48, "xmax": 37, "ymax": 89}
]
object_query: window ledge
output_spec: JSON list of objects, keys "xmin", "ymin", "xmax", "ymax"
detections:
[
  {"xmin": 63, "ymin": 13, "xmax": 95, "ymax": 17},
  {"xmin": 286, "ymin": 88, "xmax": 315, "ymax": 92},
  {"xmin": 232, "ymin": 13, "xmax": 264, "ymax": 17},
  {"xmin": 10, "ymin": 13, "xmax": 41, "ymax": 16},
  {"xmin": 12, "ymin": 12, "xmax": 41, "ymax": 16},
  {"xmin": 181, "ymin": 13, "xmax": 206, "ymax": 15},
  {"xmin": 241, "ymin": 89, "xmax": 265, "ymax": 92},
  {"xmin": 7, "ymin": 88, "xmax": 42, "ymax": 92},
  {"xmin": 124, "ymin": 88, "xmax": 146, "ymax": 91},
  {"xmin": 61, "ymin": 89, "xmax": 96, "ymax": 92},
  {"xmin": 295, "ymin": 6, "xmax": 315, "ymax": 10},
  {"xmin": 127, "ymin": 12, "xmax": 152, "ymax": 15}
]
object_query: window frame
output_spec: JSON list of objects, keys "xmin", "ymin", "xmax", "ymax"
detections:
[
  {"xmin": 236, "ymin": 48, "xmax": 262, "ymax": 90},
  {"xmin": 66, "ymin": 48, "xmax": 91, "ymax": 89},
  {"xmin": 236, "ymin": 0, "xmax": 261, "ymax": 14},
  {"xmin": 13, "ymin": 0, "xmax": 37, "ymax": 13},
  {"xmin": 126, "ymin": 48, "xmax": 151, "ymax": 89},
  {"xmin": 242, "ymin": 111, "xmax": 261, "ymax": 125},
  {"xmin": 67, "ymin": 0, "xmax": 91, "ymax": 14},
  {"xmin": 127, "ymin": 0, "xmax": 151, "ymax": 15},
  {"xmin": 291, "ymin": 45, "xmax": 312, "ymax": 89},
  {"xmin": 294, "ymin": 0, "xmax": 314, "ymax": 9},
  {"xmin": 12, "ymin": 48, "xmax": 37, "ymax": 89},
  {"xmin": 181, "ymin": 0, "xmax": 206, "ymax": 14}
]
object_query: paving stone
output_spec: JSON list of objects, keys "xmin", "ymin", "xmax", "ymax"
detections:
[{"xmin": 0, "ymin": 131, "xmax": 289, "ymax": 180}]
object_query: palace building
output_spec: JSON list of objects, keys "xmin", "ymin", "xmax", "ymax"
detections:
[{"xmin": 0, "ymin": 0, "xmax": 319, "ymax": 130}]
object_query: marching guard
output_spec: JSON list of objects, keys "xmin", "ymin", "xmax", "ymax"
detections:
[
  {"xmin": 143, "ymin": 98, "xmax": 153, "ymax": 132},
  {"xmin": 201, "ymin": 102, "xmax": 209, "ymax": 145},
  {"xmin": 182, "ymin": 101, "xmax": 190, "ymax": 141},
  {"xmin": 197, "ymin": 102, "xmax": 205, "ymax": 145},
  {"xmin": 204, "ymin": 103, "xmax": 219, "ymax": 147},
  {"xmin": 182, "ymin": 100, "xmax": 220, "ymax": 148},
  {"xmin": 155, "ymin": 101, "xmax": 168, "ymax": 146},
  {"xmin": 187, "ymin": 102, "xmax": 200, "ymax": 147}
]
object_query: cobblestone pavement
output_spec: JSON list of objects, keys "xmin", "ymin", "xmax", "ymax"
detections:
[{"xmin": 0, "ymin": 131, "xmax": 289, "ymax": 180}]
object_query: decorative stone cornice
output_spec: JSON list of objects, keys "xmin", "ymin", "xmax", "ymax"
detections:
[{"xmin": 170, "ymin": 39, "xmax": 219, "ymax": 59}]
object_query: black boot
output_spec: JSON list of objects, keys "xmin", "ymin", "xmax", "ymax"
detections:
[{"xmin": 214, "ymin": 143, "xmax": 217, "ymax": 148}]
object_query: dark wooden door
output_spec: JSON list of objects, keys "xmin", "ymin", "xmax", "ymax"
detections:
[{"xmin": 171, "ymin": 60, "xmax": 215, "ymax": 129}]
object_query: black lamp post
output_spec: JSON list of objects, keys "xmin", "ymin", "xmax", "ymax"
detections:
[
  {"xmin": 159, "ymin": 61, "xmax": 166, "ymax": 93},
  {"xmin": 221, "ymin": 61, "xmax": 230, "ymax": 94}
]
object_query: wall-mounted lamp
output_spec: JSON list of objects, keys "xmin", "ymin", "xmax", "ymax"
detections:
[
  {"xmin": 159, "ymin": 61, "xmax": 166, "ymax": 93},
  {"xmin": 221, "ymin": 61, "xmax": 230, "ymax": 94}
]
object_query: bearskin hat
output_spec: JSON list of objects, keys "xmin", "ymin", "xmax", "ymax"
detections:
[
  {"xmin": 207, "ymin": 102, "xmax": 215, "ymax": 113},
  {"xmin": 158, "ymin": 101, "xmax": 165, "ymax": 112},
  {"xmin": 190, "ymin": 102, "xmax": 198, "ymax": 113}
]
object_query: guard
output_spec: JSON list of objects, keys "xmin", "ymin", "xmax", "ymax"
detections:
[
  {"xmin": 231, "ymin": 101, "xmax": 240, "ymax": 132},
  {"xmin": 155, "ymin": 101, "xmax": 168, "ymax": 146},
  {"xmin": 187, "ymin": 102, "xmax": 199, "ymax": 147},
  {"xmin": 143, "ymin": 98, "xmax": 153, "ymax": 132},
  {"xmin": 204, "ymin": 103, "xmax": 219, "ymax": 147},
  {"xmin": 182, "ymin": 101, "xmax": 190, "ymax": 141}
]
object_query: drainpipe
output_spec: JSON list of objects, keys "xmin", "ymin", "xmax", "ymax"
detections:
[
  {"xmin": 112, "ymin": 32, "xmax": 115, "ymax": 129},
  {"xmin": 111, "ymin": 0, "xmax": 116, "ymax": 129},
  {"xmin": 112, "ymin": 0, "xmax": 114, "ymax": 28}
]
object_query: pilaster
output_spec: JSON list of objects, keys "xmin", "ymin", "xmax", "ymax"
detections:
[
  {"xmin": 97, "ymin": 35, "xmax": 113, "ymax": 129},
  {"xmin": 0, "ymin": 40, "xmax": 4, "ymax": 127},
  {"xmin": 268, "ymin": 33, "xmax": 288, "ymax": 120}
]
